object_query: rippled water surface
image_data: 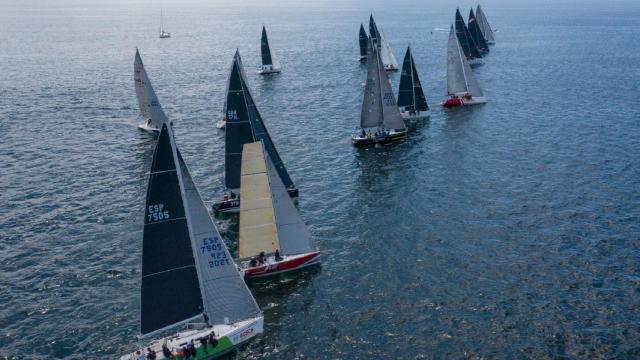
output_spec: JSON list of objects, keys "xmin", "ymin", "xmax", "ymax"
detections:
[{"xmin": 2, "ymin": 0, "xmax": 640, "ymax": 358}]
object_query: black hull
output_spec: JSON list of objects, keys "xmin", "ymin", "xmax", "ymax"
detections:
[{"xmin": 352, "ymin": 132, "xmax": 407, "ymax": 147}]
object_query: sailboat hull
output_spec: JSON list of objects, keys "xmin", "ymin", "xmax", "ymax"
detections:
[
  {"xmin": 352, "ymin": 129, "xmax": 407, "ymax": 147},
  {"xmin": 216, "ymin": 118, "xmax": 226, "ymax": 129},
  {"xmin": 240, "ymin": 251, "xmax": 321, "ymax": 279},
  {"xmin": 257, "ymin": 65, "xmax": 281, "ymax": 75},
  {"xmin": 213, "ymin": 188, "xmax": 299, "ymax": 214},
  {"xmin": 138, "ymin": 122, "xmax": 160, "ymax": 133},
  {"xmin": 400, "ymin": 109, "xmax": 431, "ymax": 120},
  {"xmin": 441, "ymin": 96, "xmax": 487, "ymax": 108},
  {"xmin": 468, "ymin": 58, "xmax": 484, "ymax": 66},
  {"xmin": 120, "ymin": 316, "xmax": 264, "ymax": 360},
  {"xmin": 384, "ymin": 64, "xmax": 398, "ymax": 71}
]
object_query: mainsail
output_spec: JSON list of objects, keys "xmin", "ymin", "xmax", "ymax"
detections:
[
  {"xmin": 359, "ymin": 24, "xmax": 368, "ymax": 59},
  {"xmin": 454, "ymin": 9, "xmax": 482, "ymax": 61},
  {"xmin": 369, "ymin": 15, "xmax": 381, "ymax": 46},
  {"xmin": 239, "ymin": 142, "xmax": 312, "ymax": 259},
  {"xmin": 360, "ymin": 38, "xmax": 383, "ymax": 129},
  {"xmin": 476, "ymin": 5, "xmax": 496, "ymax": 44},
  {"xmin": 377, "ymin": 42, "xmax": 406, "ymax": 131},
  {"xmin": 397, "ymin": 46, "xmax": 429, "ymax": 112},
  {"xmin": 134, "ymin": 49, "xmax": 169, "ymax": 129},
  {"xmin": 468, "ymin": 9, "xmax": 489, "ymax": 53},
  {"xmin": 447, "ymin": 26, "xmax": 484, "ymax": 98},
  {"xmin": 260, "ymin": 26, "xmax": 280, "ymax": 68},
  {"xmin": 224, "ymin": 51, "xmax": 293, "ymax": 191}
]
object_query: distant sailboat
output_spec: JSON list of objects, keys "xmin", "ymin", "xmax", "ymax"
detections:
[
  {"xmin": 258, "ymin": 26, "xmax": 281, "ymax": 74},
  {"xmin": 120, "ymin": 123, "xmax": 263, "ymax": 360},
  {"xmin": 476, "ymin": 5, "xmax": 496, "ymax": 45},
  {"xmin": 369, "ymin": 15, "xmax": 399, "ymax": 71},
  {"xmin": 359, "ymin": 24, "xmax": 368, "ymax": 61},
  {"xmin": 134, "ymin": 49, "xmax": 169, "ymax": 133},
  {"xmin": 468, "ymin": 8, "xmax": 489, "ymax": 54},
  {"xmin": 397, "ymin": 46, "xmax": 430, "ymax": 120},
  {"xmin": 352, "ymin": 37, "xmax": 407, "ymax": 146},
  {"xmin": 455, "ymin": 8, "xmax": 483, "ymax": 66},
  {"xmin": 442, "ymin": 25, "xmax": 486, "ymax": 108},
  {"xmin": 159, "ymin": 9, "xmax": 170, "ymax": 39},
  {"xmin": 213, "ymin": 50, "xmax": 297, "ymax": 213},
  {"xmin": 237, "ymin": 141, "xmax": 321, "ymax": 278}
]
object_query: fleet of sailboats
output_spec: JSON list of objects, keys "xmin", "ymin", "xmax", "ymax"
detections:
[
  {"xmin": 237, "ymin": 141, "xmax": 321, "ymax": 278},
  {"xmin": 213, "ymin": 50, "xmax": 297, "ymax": 213},
  {"xmin": 397, "ymin": 46, "xmax": 430, "ymax": 120},
  {"xmin": 134, "ymin": 49, "xmax": 169, "ymax": 133},
  {"xmin": 258, "ymin": 26, "xmax": 281, "ymax": 74}
]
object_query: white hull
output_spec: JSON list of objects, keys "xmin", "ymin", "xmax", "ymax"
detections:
[
  {"xmin": 384, "ymin": 64, "xmax": 398, "ymax": 71},
  {"xmin": 138, "ymin": 122, "xmax": 160, "ymax": 133},
  {"xmin": 216, "ymin": 119, "xmax": 226, "ymax": 129},
  {"xmin": 120, "ymin": 316, "xmax": 263, "ymax": 360},
  {"xmin": 400, "ymin": 109, "xmax": 430, "ymax": 120},
  {"xmin": 257, "ymin": 65, "xmax": 281, "ymax": 75}
]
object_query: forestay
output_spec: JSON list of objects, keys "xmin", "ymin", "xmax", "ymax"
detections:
[{"xmin": 134, "ymin": 49, "xmax": 169, "ymax": 128}]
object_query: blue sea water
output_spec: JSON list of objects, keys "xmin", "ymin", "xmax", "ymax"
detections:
[{"xmin": 1, "ymin": 0, "xmax": 640, "ymax": 358}]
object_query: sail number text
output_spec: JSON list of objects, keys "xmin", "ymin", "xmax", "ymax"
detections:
[
  {"xmin": 201, "ymin": 236, "xmax": 231, "ymax": 268},
  {"xmin": 147, "ymin": 204, "xmax": 170, "ymax": 222}
]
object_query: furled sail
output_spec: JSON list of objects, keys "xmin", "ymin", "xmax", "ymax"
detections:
[
  {"xmin": 476, "ymin": 5, "xmax": 495, "ymax": 44},
  {"xmin": 134, "ymin": 49, "xmax": 169, "ymax": 128},
  {"xmin": 360, "ymin": 38, "xmax": 383, "ymax": 129},
  {"xmin": 454, "ymin": 8, "xmax": 482, "ymax": 60},
  {"xmin": 468, "ymin": 8, "xmax": 489, "ymax": 53},
  {"xmin": 178, "ymin": 150, "xmax": 260, "ymax": 325},
  {"xmin": 224, "ymin": 50, "xmax": 293, "ymax": 191},
  {"xmin": 359, "ymin": 24, "xmax": 368, "ymax": 59},
  {"xmin": 397, "ymin": 46, "xmax": 429, "ymax": 112},
  {"xmin": 141, "ymin": 124, "xmax": 202, "ymax": 335},
  {"xmin": 446, "ymin": 26, "xmax": 484, "ymax": 98},
  {"xmin": 239, "ymin": 142, "xmax": 312, "ymax": 259}
]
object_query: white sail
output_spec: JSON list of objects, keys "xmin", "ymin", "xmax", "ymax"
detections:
[
  {"xmin": 446, "ymin": 26, "xmax": 483, "ymax": 98},
  {"xmin": 177, "ymin": 148, "xmax": 261, "ymax": 325},
  {"xmin": 476, "ymin": 5, "xmax": 495, "ymax": 43},
  {"xmin": 376, "ymin": 41, "xmax": 406, "ymax": 131},
  {"xmin": 134, "ymin": 49, "xmax": 168, "ymax": 128},
  {"xmin": 379, "ymin": 34, "xmax": 398, "ymax": 70},
  {"xmin": 270, "ymin": 41, "xmax": 281, "ymax": 70}
]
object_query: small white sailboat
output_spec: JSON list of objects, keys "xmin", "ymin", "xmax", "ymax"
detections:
[
  {"xmin": 442, "ymin": 25, "xmax": 486, "ymax": 108},
  {"xmin": 397, "ymin": 46, "xmax": 430, "ymax": 120},
  {"xmin": 352, "ymin": 37, "xmax": 407, "ymax": 146},
  {"xmin": 237, "ymin": 141, "xmax": 320, "ymax": 279},
  {"xmin": 476, "ymin": 5, "xmax": 496, "ymax": 45},
  {"xmin": 257, "ymin": 26, "xmax": 281, "ymax": 74},
  {"xmin": 134, "ymin": 49, "xmax": 169, "ymax": 133},
  {"xmin": 159, "ymin": 9, "xmax": 170, "ymax": 39},
  {"xmin": 120, "ymin": 123, "xmax": 263, "ymax": 360},
  {"xmin": 369, "ymin": 15, "xmax": 399, "ymax": 71}
]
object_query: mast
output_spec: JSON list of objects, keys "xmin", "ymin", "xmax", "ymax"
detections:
[{"xmin": 160, "ymin": 9, "xmax": 163, "ymax": 35}]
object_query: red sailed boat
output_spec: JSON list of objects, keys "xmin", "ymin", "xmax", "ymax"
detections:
[{"xmin": 236, "ymin": 141, "xmax": 321, "ymax": 279}]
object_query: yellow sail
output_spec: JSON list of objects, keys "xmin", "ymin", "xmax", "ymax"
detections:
[{"xmin": 239, "ymin": 142, "xmax": 280, "ymax": 258}]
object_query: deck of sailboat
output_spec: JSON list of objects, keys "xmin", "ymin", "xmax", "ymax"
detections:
[{"xmin": 239, "ymin": 251, "xmax": 322, "ymax": 279}]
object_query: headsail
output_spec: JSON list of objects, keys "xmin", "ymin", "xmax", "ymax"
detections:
[
  {"xmin": 397, "ymin": 46, "xmax": 429, "ymax": 112},
  {"xmin": 178, "ymin": 150, "xmax": 260, "ymax": 325},
  {"xmin": 239, "ymin": 142, "xmax": 312, "ymax": 259},
  {"xmin": 446, "ymin": 26, "xmax": 483, "ymax": 98},
  {"xmin": 134, "ymin": 49, "xmax": 169, "ymax": 129},
  {"xmin": 359, "ymin": 24, "xmax": 368, "ymax": 59},
  {"xmin": 141, "ymin": 124, "xmax": 202, "ymax": 335},
  {"xmin": 476, "ymin": 5, "xmax": 495, "ymax": 44},
  {"xmin": 369, "ymin": 15, "xmax": 381, "ymax": 46},
  {"xmin": 360, "ymin": 38, "xmax": 383, "ymax": 129},
  {"xmin": 379, "ymin": 34, "xmax": 399, "ymax": 70},
  {"xmin": 224, "ymin": 50, "xmax": 294, "ymax": 191},
  {"xmin": 454, "ymin": 8, "xmax": 482, "ymax": 60},
  {"xmin": 468, "ymin": 8, "xmax": 489, "ymax": 53}
]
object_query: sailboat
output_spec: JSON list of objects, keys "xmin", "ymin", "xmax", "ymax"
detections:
[
  {"xmin": 237, "ymin": 141, "xmax": 321, "ymax": 278},
  {"xmin": 213, "ymin": 50, "xmax": 297, "ymax": 213},
  {"xmin": 476, "ymin": 5, "xmax": 496, "ymax": 45},
  {"xmin": 352, "ymin": 37, "xmax": 407, "ymax": 146},
  {"xmin": 257, "ymin": 26, "xmax": 281, "ymax": 75},
  {"xmin": 359, "ymin": 24, "xmax": 368, "ymax": 62},
  {"xmin": 468, "ymin": 8, "xmax": 489, "ymax": 54},
  {"xmin": 442, "ymin": 25, "xmax": 486, "ymax": 108},
  {"xmin": 159, "ymin": 9, "xmax": 170, "ymax": 39},
  {"xmin": 454, "ymin": 8, "xmax": 483, "ymax": 66},
  {"xmin": 369, "ymin": 15, "xmax": 399, "ymax": 71},
  {"xmin": 397, "ymin": 46, "xmax": 430, "ymax": 120},
  {"xmin": 134, "ymin": 49, "xmax": 169, "ymax": 133},
  {"xmin": 120, "ymin": 124, "xmax": 263, "ymax": 360}
]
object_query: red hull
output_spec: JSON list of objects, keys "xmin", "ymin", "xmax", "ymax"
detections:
[
  {"xmin": 243, "ymin": 251, "xmax": 321, "ymax": 279},
  {"xmin": 442, "ymin": 98, "xmax": 463, "ymax": 108}
]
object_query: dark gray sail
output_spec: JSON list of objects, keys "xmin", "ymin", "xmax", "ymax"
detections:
[
  {"xmin": 397, "ymin": 46, "xmax": 429, "ymax": 112},
  {"xmin": 376, "ymin": 40, "xmax": 406, "ymax": 131},
  {"xmin": 260, "ymin": 26, "xmax": 273, "ymax": 66},
  {"xmin": 224, "ymin": 51, "xmax": 294, "ymax": 191},
  {"xmin": 476, "ymin": 5, "xmax": 496, "ymax": 44},
  {"xmin": 455, "ymin": 8, "xmax": 482, "ymax": 60},
  {"xmin": 468, "ymin": 9, "xmax": 489, "ymax": 53},
  {"xmin": 360, "ymin": 38, "xmax": 382, "ymax": 129},
  {"xmin": 369, "ymin": 15, "xmax": 381, "ymax": 46},
  {"xmin": 141, "ymin": 123, "xmax": 202, "ymax": 335},
  {"xmin": 359, "ymin": 24, "xmax": 368, "ymax": 60}
]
